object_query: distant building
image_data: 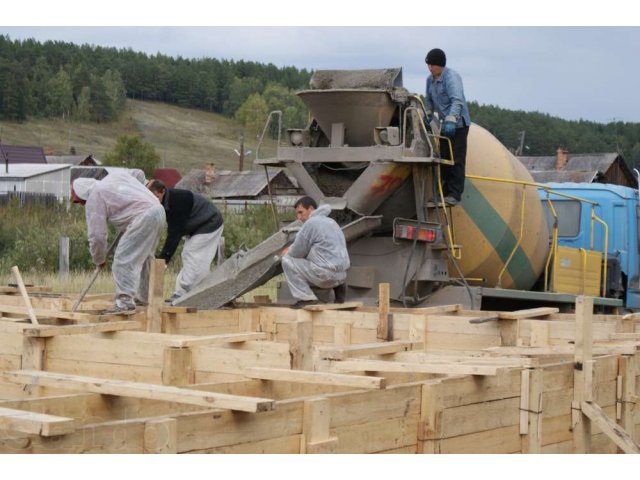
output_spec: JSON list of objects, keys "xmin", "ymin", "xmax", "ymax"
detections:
[
  {"xmin": 0, "ymin": 163, "xmax": 71, "ymax": 201},
  {"xmin": 153, "ymin": 168, "xmax": 182, "ymax": 188},
  {"xmin": 46, "ymin": 154, "xmax": 101, "ymax": 166},
  {"xmin": 0, "ymin": 144, "xmax": 47, "ymax": 164},
  {"xmin": 519, "ymin": 149, "xmax": 636, "ymax": 188}
]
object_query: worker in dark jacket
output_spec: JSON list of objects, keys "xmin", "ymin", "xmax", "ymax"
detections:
[{"xmin": 146, "ymin": 179, "xmax": 224, "ymax": 304}]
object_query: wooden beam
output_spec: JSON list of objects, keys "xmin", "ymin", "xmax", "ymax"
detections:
[
  {"xmin": 147, "ymin": 258, "xmax": 165, "ymax": 333},
  {"xmin": 331, "ymin": 359, "xmax": 502, "ymax": 376},
  {"xmin": 162, "ymin": 347, "xmax": 193, "ymax": 386},
  {"xmin": 0, "ymin": 406, "xmax": 75, "ymax": 437},
  {"xmin": 498, "ymin": 307, "xmax": 559, "ymax": 320},
  {"xmin": 377, "ymin": 283, "xmax": 391, "ymax": 340},
  {"xmin": 317, "ymin": 341, "xmax": 417, "ymax": 361},
  {"xmin": 22, "ymin": 321, "xmax": 141, "ymax": 337},
  {"xmin": 161, "ymin": 306, "xmax": 197, "ymax": 314},
  {"xmin": 163, "ymin": 332, "xmax": 267, "ymax": 348},
  {"xmin": 573, "ymin": 296, "xmax": 593, "ymax": 453},
  {"xmin": 11, "ymin": 266, "xmax": 38, "ymax": 325},
  {"xmin": 0, "ymin": 304, "xmax": 114, "ymax": 322},
  {"xmin": 244, "ymin": 367, "xmax": 385, "ymax": 390},
  {"xmin": 418, "ymin": 381, "xmax": 444, "ymax": 453},
  {"xmin": 303, "ymin": 302, "xmax": 363, "ymax": 311},
  {"xmin": 289, "ymin": 311, "xmax": 313, "ymax": 370},
  {"xmin": 144, "ymin": 418, "xmax": 177, "ymax": 454},
  {"xmin": 2, "ymin": 370, "xmax": 275, "ymax": 413},
  {"xmin": 580, "ymin": 401, "xmax": 640, "ymax": 454},
  {"xmin": 0, "ymin": 286, "xmax": 52, "ymax": 294},
  {"xmin": 301, "ymin": 398, "xmax": 337, "ymax": 454}
]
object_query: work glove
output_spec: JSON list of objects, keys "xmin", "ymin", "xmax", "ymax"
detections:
[{"xmin": 442, "ymin": 120, "xmax": 457, "ymax": 138}]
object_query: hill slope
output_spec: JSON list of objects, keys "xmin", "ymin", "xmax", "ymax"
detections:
[{"xmin": 0, "ymin": 99, "xmax": 269, "ymax": 174}]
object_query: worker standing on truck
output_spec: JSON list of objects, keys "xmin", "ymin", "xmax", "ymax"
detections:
[
  {"xmin": 282, "ymin": 196, "xmax": 350, "ymax": 309},
  {"xmin": 72, "ymin": 172, "xmax": 166, "ymax": 315},
  {"xmin": 146, "ymin": 179, "xmax": 224, "ymax": 304},
  {"xmin": 424, "ymin": 48, "xmax": 471, "ymax": 206}
]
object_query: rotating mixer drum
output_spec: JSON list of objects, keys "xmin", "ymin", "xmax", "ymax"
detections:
[{"xmin": 451, "ymin": 124, "xmax": 550, "ymax": 290}]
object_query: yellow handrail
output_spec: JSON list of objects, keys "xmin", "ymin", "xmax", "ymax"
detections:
[
  {"xmin": 497, "ymin": 183, "xmax": 527, "ymax": 288},
  {"xmin": 591, "ymin": 211, "xmax": 609, "ymax": 297},
  {"xmin": 543, "ymin": 194, "xmax": 559, "ymax": 292}
]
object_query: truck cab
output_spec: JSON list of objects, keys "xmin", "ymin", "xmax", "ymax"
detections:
[{"xmin": 539, "ymin": 182, "xmax": 640, "ymax": 309}]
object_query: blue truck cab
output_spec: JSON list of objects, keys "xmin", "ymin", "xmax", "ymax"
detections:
[{"xmin": 539, "ymin": 182, "xmax": 640, "ymax": 310}]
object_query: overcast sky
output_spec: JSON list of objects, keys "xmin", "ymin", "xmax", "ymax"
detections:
[{"xmin": 3, "ymin": 2, "xmax": 639, "ymax": 123}]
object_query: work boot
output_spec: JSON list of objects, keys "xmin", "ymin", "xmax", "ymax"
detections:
[
  {"xmin": 291, "ymin": 299, "xmax": 319, "ymax": 309},
  {"xmin": 102, "ymin": 303, "xmax": 136, "ymax": 316},
  {"xmin": 333, "ymin": 283, "xmax": 346, "ymax": 304}
]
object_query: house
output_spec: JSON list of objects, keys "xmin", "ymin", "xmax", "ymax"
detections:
[
  {"xmin": 175, "ymin": 167, "xmax": 302, "ymax": 211},
  {"xmin": 0, "ymin": 163, "xmax": 71, "ymax": 201},
  {"xmin": 518, "ymin": 149, "xmax": 637, "ymax": 188},
  {"xmin": 153, "ymin": 168, "xmax": 182, "ymax": 188},
  {"xmin": 46, "ymin": 154, "xmax": 101, "ymax": 166},
  {"xmin": 0, "ymin": 144, "xmax": 47, "ymax": 164}
]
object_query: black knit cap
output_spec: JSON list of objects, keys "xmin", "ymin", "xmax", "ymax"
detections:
[{"xmin": 425, "ymin": 48, "xmax": 446, "ymax": 67}]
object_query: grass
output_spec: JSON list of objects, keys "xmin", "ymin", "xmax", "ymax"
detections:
[
  {"xmin": 0, "ymin": 270, "xmax": 280, "ymax": 303},
  {"xmin": 0, "ymin": 99, "xmax": 280, "ymax": 174}
]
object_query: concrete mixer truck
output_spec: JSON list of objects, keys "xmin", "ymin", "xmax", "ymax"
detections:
[{"xmin": 174, "ymin": 68, "xmax": 638, "ymax": 314}]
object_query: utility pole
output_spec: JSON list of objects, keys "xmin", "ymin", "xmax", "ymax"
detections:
[
  {"xmin": 238, "ymin": 135, "xmax": 245, "ymax": 172},
  {"xmin": 515, "ymin": 131, "xmax": 526, "ymax": 156}
]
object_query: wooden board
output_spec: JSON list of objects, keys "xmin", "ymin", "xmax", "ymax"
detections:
[
  {"xmin": 0, "ymin": 406, "xmax": 75, "ymax": 436},
  {"xmin": 2, "ymin": 370, "xmax": 275, "ymax": 413}
]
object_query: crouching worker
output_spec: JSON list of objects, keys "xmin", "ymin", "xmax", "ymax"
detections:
[
  {"xmin": 72, "ymin": 172, "xmax": 166, "ymax": 315},
  {"xmin": 282, "ymin": 196, "xmax": 350, "ymax": 309},
  {"xmin": 146, "ymin": 179, "xmax": 224, "ymax": 304}
]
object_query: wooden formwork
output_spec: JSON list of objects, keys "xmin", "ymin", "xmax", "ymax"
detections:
[{"xmin": 0, "ymin": 282, "xmax": 639, "ymax": 454}]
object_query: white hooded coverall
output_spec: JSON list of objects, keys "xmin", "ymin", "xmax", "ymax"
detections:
[
  {"xmin": 73, "ymin": 172, "xmax": 166, "ymax": 309},
  {"xmin": 281, "ymin": 204, "xmax": 350, "ymax": 301}
]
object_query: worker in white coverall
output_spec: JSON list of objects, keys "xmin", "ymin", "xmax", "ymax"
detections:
[
  {"xmin": 72, "ymin": 171, "xmax": 166, "ymax": 314},
  {"xmin": 282, "ymin": 196, "xmax": 350, "ymax": 309}
]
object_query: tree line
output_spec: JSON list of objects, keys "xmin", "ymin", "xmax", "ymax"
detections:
[{"xmin": 1, "ymin": 34, "xmax": 640, "ymax": 167}]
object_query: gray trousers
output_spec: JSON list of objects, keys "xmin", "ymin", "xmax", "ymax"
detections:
[
  {"xmin": 281, "ymin": 255, "xmax": 346, "ymax": 301},
  {"xmin": 174, "ymin": 225, "xmax": 224, "ymax": 296}
]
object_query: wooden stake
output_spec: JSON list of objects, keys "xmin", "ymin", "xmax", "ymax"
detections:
[
  {"xmin": 11, "ymin": 266, "xmax": 38, "ymax": 325},
  {"xmin": 573, "ymin": 296, "xmax": 593, "ymax": 453},
  {"xmin": 377, "ymin": 283, "xmax": 391, "ymax": 340},
  {"xmin": 147, "ymin": 258, "xmax": 165, "ymax": 333}
]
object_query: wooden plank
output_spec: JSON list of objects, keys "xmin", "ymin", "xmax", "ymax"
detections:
[
  {"xmin": 0, "ymin": 304, "xmax": 115, "ymax": 322},
  {"xmin": 618, "ymin": 355, "xmax": 637, "ymax": 448},
  {"xmin": 377, "ymin": 283, "xmax": 390, "ymax": 340},
  {"xmin": 333, "ymin": 322, "xmax": 351, "ymax": 345},
  {"xmin": 331, "ymin": 359, "xmax": 502, "ymax": 376},
  {"xmin": 304, "ymin": 302, "xmax": 363, "ymax": 311},
  {"xmin": 144, "ymin": 418, "xmax": 177, "ymax": 454},
  {"xmin": 22, "ymin": 321, "xmax": 141, "ymax": 337},
  {"xmin": 573, "ymin": 296, "xmax": 593, "ymax": 453},
  {"xmin": 289, "ymin": 311, "xmax": 313, "ymax": 370},
  {"xmin": 418, "ymin": 381, "xmax": 443, "ymax": 453},
  {"xmin": 0, "ymin": 406, "xmax": 75, "ymax": 436},
  {"xmin": 301, "ymin": 398, "xmax": 337, "ymax": 454},
  {"xmin": 161, "ymin": 306, "xmax": 197, "ymax": 314},
  {"xmin": 522, "ymin": 368, "xmax": 543, "ymax": 453},
  {"xmin": 163, "ymin": 332, "xmax": 267, "ymax": 348},
  {"xmin": 11, "ymin": 266, "xmax": 38, "ymax": 325},
  {"xmin": 0, "ymin": 286, "xmax": 52, "ymax": 294},
  {"xmin": 162, "ymin": 347, "xmax": 193, "ymax": 386},
  {"xmin": 147, "ymin": 258, "xmax": 165, "ymax": 333},
  {"xmin": 581, "ymin": 401, "xmax": 640, "ymax": 454},
  {"xmin": 2, "ymin": 370, "xmax": 275, "ymax": 413},
  {"xmin": 317, "ymin": 340, "xmax": 417, "ymax": 361},
  {"xmin": 244, "ymin": 367, "xmax": 385, "ymax": 390},
  {"xmin": 498, "ymin": 307, "xmax": 559, "ymax": 320}
]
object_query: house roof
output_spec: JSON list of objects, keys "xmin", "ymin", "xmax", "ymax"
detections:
[
  {"xmin": 0, "ymin": 163, "xmax": 71, "ymax": 180},
  {"xmin": 153, "ymin": 168, "xmax": 182, "ymax": 188},
  {"xmin": 211, "ymin": 169, "xmax": 292, "ymax": 198},
  {"xmin": 529, "ymin": 170, "xmax": 601, "ymax": 184},
  {"xmin": 518, "ymin": 153, "xmax": 620, "ymax": 172},
  {"xmin": 0, "ymin": 145, "xmax": 47, "ymax": 164},
  {"xmin": 46, "ymin": 154, "xmax": 101, "ymax": 166}
]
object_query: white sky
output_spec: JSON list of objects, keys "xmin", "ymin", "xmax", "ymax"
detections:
[{"xmin": 3, "ymin": 1, "xmax": 639, "ymax": 123}]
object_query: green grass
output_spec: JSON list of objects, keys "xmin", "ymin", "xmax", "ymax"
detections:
[{"xmin": 0, "ymin": 99, "xmax": 280, "ymax": 174}]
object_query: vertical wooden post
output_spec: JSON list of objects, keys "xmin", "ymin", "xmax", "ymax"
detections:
[
  {"xmin": 238, "ymin": 309, "xmax": 255, "ymax": 332},
  {"xmin": 377, "ymin": 283, "xmax": 391, "ymax": 341},
  {"xmin": 409, "ymin": 315, "xmax": 428, "ymax": 349},
  {"xmin": 530, "ymin": 321, "xmax": 550, "ymax": 347},
  {"xmin": 618, "ymin": 354, "xmax": 637, "ymax": 449},
  {"xmin": 162, "ymin": 347, "xmax": 194, "ymax": 386},
  {"xmin": 290, "ymin": 310, "xmax": 313, "ymax": 370},
  {"xmin": 144, "ymin": 418, "xmax": 178, "ymax": 454},
  {"xmin": 572, "ymin": 296, "xmax": 593, "ymax": 453},
  {"xmin": 21, "ymin": 335, "xmax": 46, "ymax": 396},
  {"xmin": 520, "ymin": 368, "xmax": 543, "ymax": 453},
  {"xmin": 301, "ymin": 397, "xmax": 337, "ymax": 454},
  {"xmin": 418, "ymin": 381, "xmax": 444, "ymax": 454},
  {"xmin": 333, "ymin": 322, "xmax": 351, "ymax": 345},
  {"xmin": 147, "ymin": 259, "xmax": 165, "ymax": 333},
  {"xmin": 58, "ymin": 236, "xmax": 69, "ymax": 278}
]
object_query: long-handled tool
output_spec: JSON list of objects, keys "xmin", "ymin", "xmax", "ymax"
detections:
[{"xmin": 71, "ymin": 232, "xmax": 123, "ymax": 312}]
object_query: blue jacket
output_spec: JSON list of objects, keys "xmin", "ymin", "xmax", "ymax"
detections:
[{"xmin": 425, "ymin": 67, "xmax": 471, "ymax": 128}]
